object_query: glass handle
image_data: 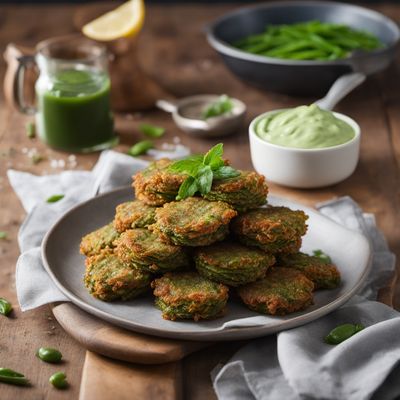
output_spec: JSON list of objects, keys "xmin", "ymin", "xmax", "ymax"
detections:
[{"xmin": 14, "ymin": 55, "xmax": 37, "ymax": 115}]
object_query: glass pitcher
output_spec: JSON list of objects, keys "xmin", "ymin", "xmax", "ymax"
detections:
[{"xmin": 13, "ymin": 35, "xmax": 116, "ymax": 152}]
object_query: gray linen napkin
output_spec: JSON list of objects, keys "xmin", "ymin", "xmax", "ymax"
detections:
[{"xmin": 212, "ymin": 197, "xmax": 398, "ymax": 400}]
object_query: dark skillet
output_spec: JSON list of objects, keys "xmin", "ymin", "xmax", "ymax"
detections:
[{"xmin": 206, "ymin": 1, "xmax": 400, "ymax": 96}]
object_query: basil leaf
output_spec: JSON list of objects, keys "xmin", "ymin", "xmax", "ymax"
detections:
[
  {"xmin": 46, "ymin": 195, "xmax": 64, "ymax": 203},
  {"xmin": 128, "ymin": 140, "xmax": 154, "ymax": 156},
  {"xmin": 197, "ymin": 165, "xmax": 213, "ymax": 195},
  {"xmin": 202, "ymin": 95, "xmax": 234, "ymax": 119},
  {"xmin": 203, "ymin": 143, "xmax": 224, "ymax": 168},
  {"xmin": 312, "ymin": 249, "xmax": 332, "ymax": 264},
  {"xmin": 139, "ymin": 123, "xmax": 165, "ymax": 138},
  {"xmin": 0, "ymin": 231, "xmax": 7, "ymax": 240},
  {"xmin": 168, "ymin": 159, "xmax": 202, "ymax": 176},
  {"xmin": 213, "ymin": 166, "xmax": 241, "ymax": 180},
  {"xmin": 176, "ymin": 176, "xmax": 198, "ymax": 200}
]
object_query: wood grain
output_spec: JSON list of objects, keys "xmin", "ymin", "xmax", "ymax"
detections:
[
  {"xmin": 0, "ymin": 2, "xmax": 399, "ymax": 400},
  {"xmin": 52, "ymin": 303, "xmax": 210, "ymax": 364},
  {"xmin": 79, "ymin": 352, "xmax": 182, "ymax": 400}
]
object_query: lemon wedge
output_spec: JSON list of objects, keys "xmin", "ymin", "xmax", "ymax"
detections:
[{"xmin": 82, "ymin": 0, "xmax": 145, "ymax": 41}]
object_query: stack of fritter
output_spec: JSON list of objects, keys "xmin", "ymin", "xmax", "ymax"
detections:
[{"xmin": 80, "ymin": 158, "xmax": 341, "ymax": 321}]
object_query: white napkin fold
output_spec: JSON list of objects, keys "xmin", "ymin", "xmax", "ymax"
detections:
[{"xmin": 212, "ymin": 197, "xmax": 398, "ymax": 400}]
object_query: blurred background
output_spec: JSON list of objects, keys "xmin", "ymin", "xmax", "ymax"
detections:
[{"xmin": 0, "ymin": 0, "xmax": 387, "ymax": 3}]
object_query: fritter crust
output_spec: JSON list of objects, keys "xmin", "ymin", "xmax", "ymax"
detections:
[
  {"xmin": 277, "ymin": 252, "xmax": 341, "ymax": 290},
  {"xmin": 151, "ymin": 197, "xmax": 237, "ymax": 247},
  {"xmin": 195, "ymin": 242, "xmax": 275, "ymax": 287},
  {"xmin": 238, "ymin": 267, "xmax": 314, "ymax": 315},
  {"xmin": 115, "ymin": 228, "xmax": 191, "ymax": 273},
  {"xmin": 84, "ymin": 251, "xmax": 152, "ymax": 301},
  {"xmin": 203, "ymin": 171, "xmax": 268, "ymax": 212},
  {"xmin": 132, "ymin": 158, "xmax": 186, "ymax": 206},
  {"xmin": 113, "ymin": 200, "xmax": 157, "ymax": 233},
  {"xmin": 151, "ymin": 271, "xmax": 229, "ymax": 321},
  {"xmin": 232, "ymin": 206, "xmax": 308, "ymax": 254},
  {"xmin": 80, "ymin": 222, "xmax": 120, "ymax": 256}
]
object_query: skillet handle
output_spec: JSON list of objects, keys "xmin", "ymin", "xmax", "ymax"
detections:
[{"xmin": 314, "ymin": 72, "xmax": 366, "ymax": 111}]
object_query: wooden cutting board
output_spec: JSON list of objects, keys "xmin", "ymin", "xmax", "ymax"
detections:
[
  {"xmin": 52, "ymin": 303, "xmax": 212, "ymax": 400},
  {"xmin": 52, "ymin": 303, "xmax": 210, "ymax": 364}
]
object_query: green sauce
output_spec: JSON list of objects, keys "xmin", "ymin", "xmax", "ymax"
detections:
[
  {"xmin": 256, "ymin": 104, "xmax": 355, "ymax": 149},
  {"xmin": 36, "ymin": 69, "xmax": 115, "ymax": 152}
]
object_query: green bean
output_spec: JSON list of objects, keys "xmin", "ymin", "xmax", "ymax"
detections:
[
  {"xmin": 0, "ymin": 298, "xmax": 12, "ymax": 316},
  {"xmin": 0, "ymin": 368, "xmax": 29, "ymax": 386},
  {"xmin": 26, "ymin": 122, "xmax": 36, "ymax": 139},
  {"xmin": 49, "ymin": 372, "xmax": 68, "ymax": 389},
  {"xmin": 139, "ymin": 123, "xmax": 165, "ymax": 138},
  {"xmin": 264, "ymin": 40, "xmax": 315, "ymax": 57},
  {"xmin": 128, "ymin": 140, "xmax": 154, "ymax": 157},
  {"xmin": 325, "ymin": 323, "xmax": 365, "ymax": 345},
  {"xmin": 36, "ymin": 347, "xmax": 63, "ymax": 363},
  {"xmin": 46, "ymin": 194, "xmax": 64, "ymax": 203},
  {"xmin": 234, "ymin": 20, "xmax": 383, "ymax": 61},
  {"xmin": 284, "ymin": 50, "xmax": 329, "ymax": 60}
]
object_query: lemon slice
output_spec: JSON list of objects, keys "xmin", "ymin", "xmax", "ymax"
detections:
[{"xmin": 82, "ymin": 0, "xmax": 145, "ymax": 41}]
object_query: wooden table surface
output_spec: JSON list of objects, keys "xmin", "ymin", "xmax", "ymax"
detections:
[{"xmin": 0, "ymin": 2, "xmax": 399, "ymax": 399}]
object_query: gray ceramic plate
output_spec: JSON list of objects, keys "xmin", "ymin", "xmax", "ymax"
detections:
[{"xmin": 42, "ymin": 187, "xmax": 371, "ymax": 341}]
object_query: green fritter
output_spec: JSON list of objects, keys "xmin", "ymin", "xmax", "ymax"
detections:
[
  {"xmin": 115, "ymin": 228, "xmax": 191, "ymax": 273},
  {"xmin": 238, "ymin": 267, "xmax": 314, "ymax": 315},
  {"xmin": 113, "ymin": 200, "xmax": 157, "ymax": 232},
  {"xmin": 132, "ymin": 158, "xmax": 186, "ymax": 206},
  {"xmin": 80, "ymin": 222, "xmax": 120, "ymax": 256},
  {"xmin": 84, "ymin": 251, "xmax": 152, "ymax": 301},
  {"xmin": 151, "ymin": 271, "xmax": 229, "ymax": 321},
  {"xmin": 203, "ymin": 171, "xmax": 268, "ymax": 212},
  {"xmin": 232, "ymin": 206, "xmax": 308, "ymax": 254},
  {"xmin": 151, "ymin": 197, "xmax": 237, "ymax": 247},
  {"xmin": 277, "ymin": 252, "xmax": 341, "ymax": 290},
  {"xmin": 195, "ymin": 242, "xmax": 275, "ymax": 287}
]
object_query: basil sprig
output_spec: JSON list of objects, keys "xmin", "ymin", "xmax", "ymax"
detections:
[
  {"xmin": 169, "ymin": 143, "xmax": 240, "ymax": 200},
  {"xmin": 202, "ymin": 95, "xmax": 233, "ymax": 119}
]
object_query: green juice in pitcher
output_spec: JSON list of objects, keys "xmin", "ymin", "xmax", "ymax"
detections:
[{"xmin": 36, "ymin": 69, "xmax": 116, "ymax": 152}]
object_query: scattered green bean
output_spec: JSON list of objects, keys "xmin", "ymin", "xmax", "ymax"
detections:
[
  {"xmin": 36, "ymin": 347, "xmax": 63, "ymax": 363},
  {"xmin": 30, "ymin": 153, "xmax": 44, "ymax": 165},
  {"xmin": 202, "ymin": 95, "xmax": 233, "ymax": 119},
  {"xmin": 128, "ymin": 140, "xmax": 154, "ymax": 157},
  {"xmin": 0, "ymin": 298, "xmax": 12, "ymax": 316},
  {"xmin": 312, "ymin": 249, "xmax": 332, "ymax": 264},
  {"xmin": 0, "ymin": 231, "xmax": 7, "ymax": 240},
  {"xmin": 49, "ymin": 372, "xmax": 68, "ymax": 389},
  {"xmin": 139, "ymin": 123, "xmax": 165, "ymax": 138},
  {"xmin": 325, "ymin": 323, "xmax": 365, "ymax": 345},
  {"xmin": 26, "ymin": 122, "xmax": 36, "ymax": 139},
  {"xmin": 0, "ymin": 368, "xmax": 29, "ymax": 386},
  {"xmin": 46, "ymin": 194, "xmax": 64, "ymax": 203},
  {"xmin": 235, "ymin": 21, "xmax": 383, "ymax": 61}
]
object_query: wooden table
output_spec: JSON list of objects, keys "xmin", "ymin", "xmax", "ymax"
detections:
[{"xmin": 0, "ymin": 2, "xmax": 399, "ymax": 399}]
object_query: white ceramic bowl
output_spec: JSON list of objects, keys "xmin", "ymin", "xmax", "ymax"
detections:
[{"xmin": 249, "ymin": 109, "xmax": 361, "ymax": 188}]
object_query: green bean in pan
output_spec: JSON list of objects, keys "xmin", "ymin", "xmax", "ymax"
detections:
[{"xmin": 235, "ymin": 21, "xmax": 383, "ymax": 61}]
